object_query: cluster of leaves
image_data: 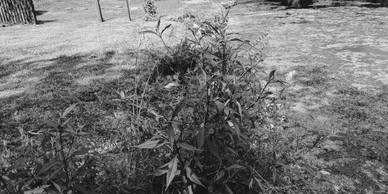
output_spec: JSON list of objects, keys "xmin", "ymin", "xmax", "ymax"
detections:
[
  {"xmin": 0, "ymin": 105, "xmax": 97, "ymax": 194},
  {"xmin": 0, "ymin": 100, "xmax": 156, "ymax": 194},
  {"xmin": 143, "ymin": 0, "xmax": 158, "ymax": 21}
]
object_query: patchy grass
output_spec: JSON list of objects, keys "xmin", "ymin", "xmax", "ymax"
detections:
[{"xmin": 282, "ymin": 63, "xmax": 388, "ymax": 193}]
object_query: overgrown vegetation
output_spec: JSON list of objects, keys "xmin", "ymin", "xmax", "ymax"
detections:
[{"xmin": 1, "ymin": 3, "xmax": 387, "ymax": 194}]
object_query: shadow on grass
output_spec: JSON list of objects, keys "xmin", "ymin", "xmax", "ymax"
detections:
[
  {"xmin": 36, "ymin": 20, "xmax": 57, "ymax": 24},
  {"xmin": 0, "ymin": 50, "xmax": 148, "ymax": 138},
  {"xmin": 34, "ymin": 10, "xmax": 48, "ymax": 16}
]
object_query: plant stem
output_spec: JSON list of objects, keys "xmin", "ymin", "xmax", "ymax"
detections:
[{"xmin": 59, "ymin": 125, "xmax": 70, "ymax": 186}]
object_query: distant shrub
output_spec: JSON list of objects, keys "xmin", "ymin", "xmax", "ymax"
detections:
[{"xmin": 281, "ymin": 0, "xmax": 313, "ymax": 8}]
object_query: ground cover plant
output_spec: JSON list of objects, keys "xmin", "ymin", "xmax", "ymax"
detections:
[{"xmin": 1, "ymin": 0, "xmax": 388, "ymax": 193}]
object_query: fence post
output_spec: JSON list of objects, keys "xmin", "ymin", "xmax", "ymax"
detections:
[
  {"xmin": 125, "ymin": 0, "xmax": 132, "ymax": 21},
  {"xmin": 95, "ymin": 0, "xmax": 104, "ymax": 22}
]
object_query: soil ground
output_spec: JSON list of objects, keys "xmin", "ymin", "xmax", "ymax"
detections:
[{"xmin": 1, "ymin": 0, "xmax": 388, "ymax": 193}]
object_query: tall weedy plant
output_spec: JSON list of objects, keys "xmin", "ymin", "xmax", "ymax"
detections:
[{"xmin": 134, "ymin": 8, "xmax": 283, "ymax": 194}]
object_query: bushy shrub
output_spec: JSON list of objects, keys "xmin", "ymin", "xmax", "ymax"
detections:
[{"xmin": 133, "ymin": 8, "xmax": 317, "ymax": 193}]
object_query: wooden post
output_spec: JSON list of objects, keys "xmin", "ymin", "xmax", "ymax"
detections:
[
  {"xmin": 125, "ymin": 0, "xmax": 132, "ymax": 21},
  {"xmin": 95, "ymin": 0, "xmax": 103, "ymax": 22}
]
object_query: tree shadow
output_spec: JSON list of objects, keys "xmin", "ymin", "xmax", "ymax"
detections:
[
  {"xmin": 312, "ymin": 0, "xmax": 388, "ymax": 8},
  {"xmin": 36, "ymin": 20, "xmax": 57, "ymax": 24},
  {"xmin": 238, "ymin": 0, "xmax": 288, "ymax": 10},
  {"xmin": 0, "ymin": 51, "xmax": 118, "ymax": 100},
  {"xmin": 34, "ymin": 10, "xmax": 48, "ymax": 16},
  {"xmin": 0, "ymin": 50, "xmax": 149, "ymax": 138}
]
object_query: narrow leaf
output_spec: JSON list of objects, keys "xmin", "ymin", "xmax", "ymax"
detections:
[
  {"xmin": 230, "ymin": 115, "xmax": 241, "ymax": 137},
  {"xmin": 226, "ymin": 32, "xmax": 241, "ymax": 36},
  {"xmin": 229, "ymin": 38, "xmax": 244, "ymax": 42},
  {"xmin": 71, "ymin": 148, "xmax": 91, "ymax": 157},
  {"xmin": 48, "ymin": 167, "xmax": 63, "ymax": 180},
  {"xmin": 119, "ymin": 91, "xmax": 125, "ymax": 99},
  {"xmin": 154, "ymin": 168, "xmax": 168, "ymax": 176},
  {"xmin": 167, "ymin": 127, "xmax": 175, "ymax": 148},
  {"xmin": 37, "ymin": 160, "xmax": 60, "ymax": 176},
  {"xmin": 272, "ymin": 167, "xmax": 277, "ymax": 184},
  {"xmin": 185, "ymin": 98, "xmax": 200, "ymax": 103},
  {"xmin": 51, "ymin": 181, "xmax": 62, "ymax": 194},
  {"xmin": 62, "ymin": 104, "xmax": 77, "ymax": 118},
  {"xmin": 203, "ymin": 53, "xmax": 218, "ymax": 60},
  {"xmin": 44, "ymin": 120, "xmax": 59, "ymax": 128},
  {"xmin": 224, "ymin": 183, "xmax": 234, "ymax": 194},
  {"xmin": 215, "ymin": 170, "xmax": 225, "ymax": 181},
  {"xmin": 156, "ymin": 19, "xmax": 161, "ymax": 33},
  {"xmin": 186, "ymin": 167, "xmax": 205, "ymax": 188},
  {"xmin": 207, "ymin": 138, "xmax": 221, "ymax": 160},
  {"xmin": 235, "ymin": 101, "xmax": 243, "ymax": 119},
  {"xmin": 24, "ymin": 185, "xmax": 50, "ymax": 194},
  {"xmin": 139, "ymin": 30, "xmax": 158, "ymax": 35},
  {"xmin": 227, "ymin": 164, "xmax": 245, "ymax": 170},
  {"xmin": 254, "ymin": 176, "xmax": 264, "ymax": 190},
  {"xmin": 194, "ymin": 157, "xmax": 203, "ymax": 171},
  {"xmin": 177, "ymin": 143, "xmax": 201, "ymax": 151},
  {"xmin": 227, "ymin": 147, "xmax": 239, "ymax": 156},
  {"xmin": 166, "ymin": 155, "xmax": 178, "ymax": 190},
  {"xmin": 150, "ymin": 103, "xmax": 168, "ymax": 120},
  {"xmin": 197, "ymin": 125, "xmax": 205, "ymax": 149},
  {"xmin": 133, "ymin": 139, "xmax": 161, "ymax": 149},
  {"xmin": 249, "ymin": 178, "xmax": 254, "ymax": 189},
  {"xmin": 171, "ymin": 98, "xmax": 187, "ymax": 120},
  {"xmin": 164, "ymin": 82, "xmax": 180, "ymax": 89},
  {"xmin": 161, "ymin": 24, "xmax": 172, "ymax": 35},
  {"xmin": 268, "ymin": 69, "xmax": 276, "ymax": 82}
]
